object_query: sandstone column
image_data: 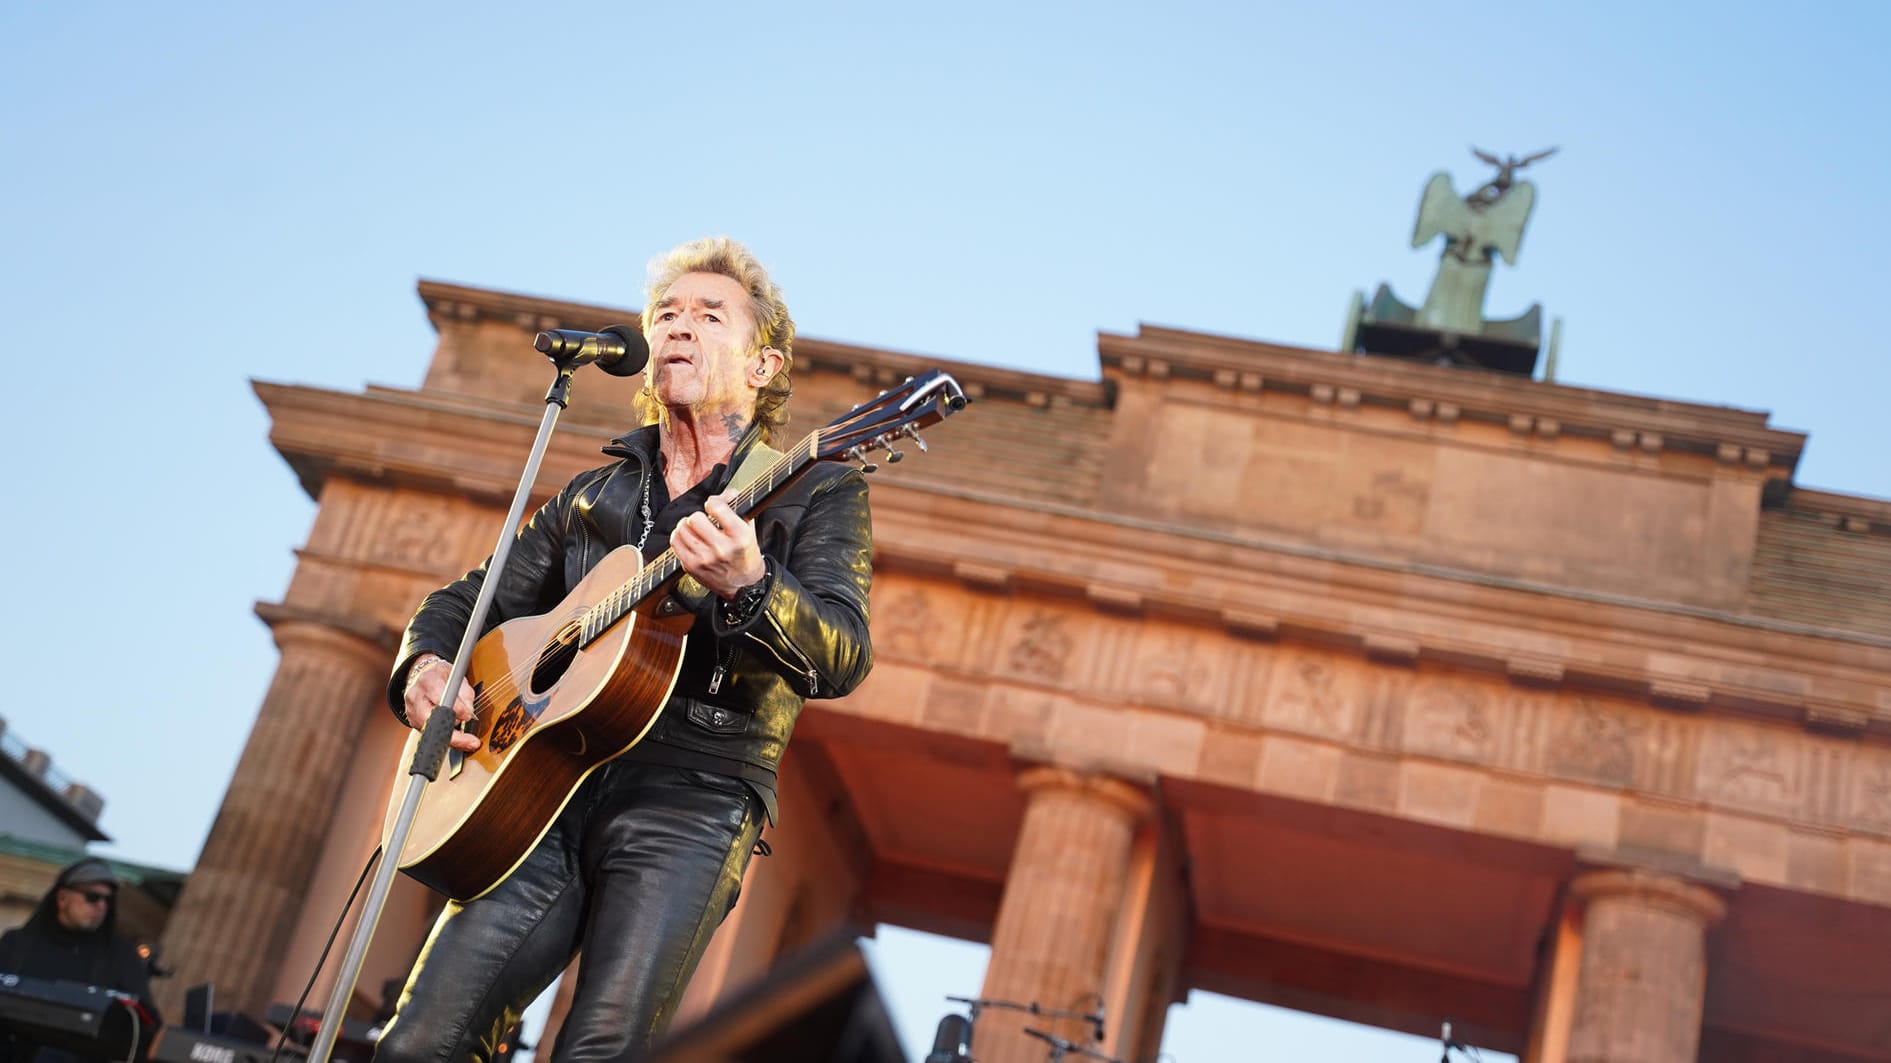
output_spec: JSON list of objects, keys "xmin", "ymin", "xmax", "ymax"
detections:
[
  {"xmin": 1564, "ymin": 869, "xmax": 1726, "ymax": 1063},
  {"xmin": 159, "ymin": 612, "xmax": 389, "ymax": 1018},
  {"xmin": 975, "ymin": 767, "xmax": 1152, "ymax": 1063}
]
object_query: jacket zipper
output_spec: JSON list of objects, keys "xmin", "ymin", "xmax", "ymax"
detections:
[
  {"xmin": 707, "ymin": 640, "xmax": 737, "ymax": 695},
  {"xmin": 748, "ymin": 613, "xmax": 820, "ymax": 696}
]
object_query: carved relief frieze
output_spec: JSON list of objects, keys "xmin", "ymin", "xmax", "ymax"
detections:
[
  {"xmin": 1401, "ymin": 676, "xmax": 1497, "ymax": 765},
  {"xmin": 878, "ymin": 587, "xmax": 942, "ymax": 663},
  {"xmin": 1537, "ymin": 693, "xmax": 1697, "ymax": 799},
  {"xmin": 1545, "ymin": 698, "xmax": 1644, "ymax": 789},
  {"xmin": 1263, "ymin": 649, "xmax": 1360, "ymax": 741},
  {"xmin": 1122, "ymin": 621, "xmax": 1228, "ymax": 713},
  {"xmin": 1847, "ymin": 749, "xmax": 1891, "ymax": 836},
  {"xmin": 376, "ymin": 499, "xmax": 461, "ymax": 570},
  {"xmin": 1697, "ymin": 725, "xmax": 1801, "ymax": 817},
  {"xmin": 1003, "ymin": 608, "xmax": 1080, "ymax": 686},
  {"xmin": 318, "ymin": 485, "xmax": 470, "ymax": 571},
  {"xmin": 1126, "ymin": 626, "xmax": 1190, "ymax": 704}
]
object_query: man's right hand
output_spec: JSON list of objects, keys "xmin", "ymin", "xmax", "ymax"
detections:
[{"xmin": 403, "ymin": 654, "xmax": 482, "ymax": 752}]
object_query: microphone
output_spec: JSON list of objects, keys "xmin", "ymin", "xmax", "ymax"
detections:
[
  {"xmin": 533, "ymin": 325, "xmax": 649, "ymax": 377},
  {"xmin": 1440, "ymin": 1020, "xmax": 1468, "ymax": 1060},
  {"xmin": 923, "ymin": 1014, "xmax": 972, "ymax": 1063}
]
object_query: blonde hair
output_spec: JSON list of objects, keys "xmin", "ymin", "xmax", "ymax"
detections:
[{"xmin": 635, "ymin": 236, "xmax": 795, "ymax": 444}]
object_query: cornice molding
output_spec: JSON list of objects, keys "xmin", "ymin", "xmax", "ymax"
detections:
[
  {"xmin": 413, "ymin": 278, "xmax": 1113, "ymax": 412},
  {"xmin": 254, "ymin": 601, "xmax": 400, "ymax": 658},
  {"xmin": 255, "ymin": 379, "xmax": 619, "ymax": 504},
  {"xmin": 1773, "ymin": 485, "xmax": 1891, "ymax": 535},
  {"xmin": 794, "ymin": 335, "xmax": 1112, "ymax": 411},
  {"xmin": 418, "ymin": 278, "xmax": 636, "ymax": 335},
  {"xmin": 1100, "ymin": 326, "xmax": 1807, "ymax": 477}
]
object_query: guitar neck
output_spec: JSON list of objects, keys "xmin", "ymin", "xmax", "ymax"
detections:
[{"xmin": 578, "ymin": 431, "xmax": 822, "ymax": 645}]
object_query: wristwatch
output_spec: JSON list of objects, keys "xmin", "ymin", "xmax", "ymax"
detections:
[{"xmin": 720, "ymin": 567, "xmax": 772, "ymax": 626}]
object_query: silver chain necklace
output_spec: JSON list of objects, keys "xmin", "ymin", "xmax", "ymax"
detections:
[{"xmin": 634, "ymin": 468, "xmax": 655, "ymax": 552}]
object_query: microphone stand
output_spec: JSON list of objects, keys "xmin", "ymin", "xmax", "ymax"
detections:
[{"xmin": 306, "ymin": 357, "xmax": 595, "ymax": 1063}]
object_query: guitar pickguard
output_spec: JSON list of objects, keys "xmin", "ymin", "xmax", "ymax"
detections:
[{"xmin": 489, "ymin": 692, "xmax": 550, "ymax": 754}]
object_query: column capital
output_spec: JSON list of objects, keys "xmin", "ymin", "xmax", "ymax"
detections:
[
  {"xmin": 255, "ymin": 601, "xmax": 398, "ymax": 672},
  {"xmin": 1569, "ymin": 868, "xmax": 1727, "ymax": 927},
  {"xmin": 1016, "ymin": 765, "xmax": 1154, "ymax": 825}
]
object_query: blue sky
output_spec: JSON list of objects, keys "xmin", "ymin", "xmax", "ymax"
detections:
[{"xmin": 3, "ymin": 2, "xmax": 1886, "ymax": 1059}]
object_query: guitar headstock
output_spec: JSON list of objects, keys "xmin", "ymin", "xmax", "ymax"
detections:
[{"xmin": 817, "ymin": 369, "xmax": 971, "ymax": 472}]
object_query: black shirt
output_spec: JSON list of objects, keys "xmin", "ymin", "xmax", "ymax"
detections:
[{"xmin": 618, "ymin": 455, "xmax": 780, "ymax": 823}]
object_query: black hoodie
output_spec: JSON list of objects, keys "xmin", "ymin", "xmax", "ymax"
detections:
[{"xmin": 0, "ymin": 867, "xmax": 159, "ymax": 1024}]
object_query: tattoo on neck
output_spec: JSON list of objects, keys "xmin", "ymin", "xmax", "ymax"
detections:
[{"xmin": 721, "ymin": 411, "xmax": 750, "ymax": 440}]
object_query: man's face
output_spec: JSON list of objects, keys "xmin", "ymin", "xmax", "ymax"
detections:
[
  {"xmin": 55, "ymin": 884, "xmax": 112, "ymax": 932},
  {"xmin": 645, "ymin": 272, "xmax": 774, "ymax": 426}
]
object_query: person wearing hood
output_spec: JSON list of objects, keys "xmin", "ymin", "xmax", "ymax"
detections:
[{"xmin": 0, "ymin": 858, "xmax": 161, "ymax": 1059}]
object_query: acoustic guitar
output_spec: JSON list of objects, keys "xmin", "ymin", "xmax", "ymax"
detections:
[{"xmin": 384, "ymin": 370, "xmax": 969, "ymax": 900}]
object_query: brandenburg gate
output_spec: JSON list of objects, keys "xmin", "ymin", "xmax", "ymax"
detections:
[{"xmin": 158, "ymin": 267, "xmax": 1891, "ymax": 1062}]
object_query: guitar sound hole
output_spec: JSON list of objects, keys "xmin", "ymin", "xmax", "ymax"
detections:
[{"xmin": 530, "ymin": 626, "xmax": 582, "ymax": 695}]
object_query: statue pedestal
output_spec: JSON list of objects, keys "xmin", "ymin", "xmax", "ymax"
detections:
[{"xmin": 1351, "ymin": 283, "xmax": 1543, "ymax": 375}]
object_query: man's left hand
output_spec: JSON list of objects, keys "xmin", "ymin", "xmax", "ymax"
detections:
[{"xmin": 670, "ymin": 493, "xmax": 767, "ymax": 599}]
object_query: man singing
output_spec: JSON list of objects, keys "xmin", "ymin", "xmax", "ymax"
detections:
[{"xmin": 374, "ymin": 237, "xmax": 873, "ymax": 1062}]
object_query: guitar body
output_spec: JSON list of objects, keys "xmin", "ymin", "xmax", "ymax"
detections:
[{"xmin": 386, "ymin": 545, "xmax": 693, "ymax": 900}]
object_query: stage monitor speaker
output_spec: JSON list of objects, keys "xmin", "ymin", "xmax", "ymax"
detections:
[
  {"xmin": 640, "ymin": 932, "xmax": 905, "ymax": 1063},
  {"xmin": 182, "ymin": 984, "xmax": 213, "ymax": 1033}
]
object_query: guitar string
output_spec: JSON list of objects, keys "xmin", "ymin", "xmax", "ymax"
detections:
[
  {"xmin": 463, "ymin": 423, "xmax": 838, "ymax": 685},
  {"xmin": 442, "ymin": 428, "xmax": 837, "ymax": 725},
  {"xmin": 439, "ymin": 402, "xmax": 925, "ymax": 730}
]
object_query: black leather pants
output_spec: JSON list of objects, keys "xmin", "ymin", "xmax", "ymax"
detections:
[{"xmin": 373, "ymin": 760, "xmax": 763, "ymax": 1063}]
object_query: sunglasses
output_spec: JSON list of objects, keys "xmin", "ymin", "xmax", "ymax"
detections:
[{"xmin": 67, "ymin": 888, "xmax": 113, "ymax": 905}]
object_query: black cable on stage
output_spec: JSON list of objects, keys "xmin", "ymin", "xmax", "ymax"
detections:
[{"xmin": 269, "ymin": 846, "xmax": 382, "ymax": 1063}]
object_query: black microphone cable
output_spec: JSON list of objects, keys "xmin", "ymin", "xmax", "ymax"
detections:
[{"xmin": 268, "ymin": 846, "xmax": 382, "ymax": 1063}]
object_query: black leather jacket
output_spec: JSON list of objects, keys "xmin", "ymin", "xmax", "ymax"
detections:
[{"xmin": 385, "ymin": 424, "xmax": 873, "ymax": 784}]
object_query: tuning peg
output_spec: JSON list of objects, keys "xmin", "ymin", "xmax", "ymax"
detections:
[
  {"xmin": 869, "ymin": 432, "xmax": 905, "ymax": 463},
  {"xmin": 900, "ymin": 425, "xmax": 929, "ymax": 452},
  {"xmin": 844, "ymin": 444, "xmax": 879, "ymax": 473}
]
